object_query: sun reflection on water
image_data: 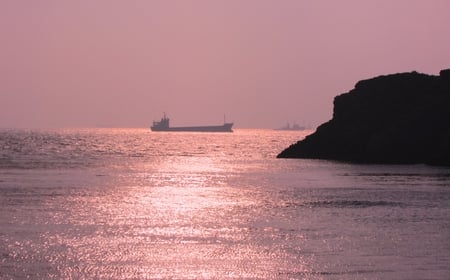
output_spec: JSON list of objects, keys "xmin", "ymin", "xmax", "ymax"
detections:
[
  {"xmin": 1, "ymin": 129, "xmax": 318, "ymax": 279},
  {"xmin": 2, "ymin": 129, "xmax": 450, "ymax": 279},
  {"xmin": 63, "ymin": 153, "xmax": 310, "ymax": 279}
]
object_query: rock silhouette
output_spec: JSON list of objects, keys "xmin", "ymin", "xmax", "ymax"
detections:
[{"xmin": 278, "ymin": 69, "xmax": 450, "ymax": 166}]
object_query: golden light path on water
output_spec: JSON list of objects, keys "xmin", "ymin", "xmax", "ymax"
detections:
[{"xmin": 52, "ymin": 129, "xmax": 313, "ymax": 279}]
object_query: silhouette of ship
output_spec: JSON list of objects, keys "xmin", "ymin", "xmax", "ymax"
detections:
[
  {"xmin": 151, "ymin": 113, "xmax": 233, "ymax": 132},
  {"xmin": 275, "ymin": 122, "xmax": 306, "ymax": 131}
]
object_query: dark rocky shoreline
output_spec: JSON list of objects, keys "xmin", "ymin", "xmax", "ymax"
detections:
[{"xmin": 277, "ymin": 69, "xmax": 450, "ymax": 166}]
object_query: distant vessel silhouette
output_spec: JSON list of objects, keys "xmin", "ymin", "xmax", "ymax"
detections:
[
  {"xmin": 151, "ymin": 113, "xmax": 233, "ymax": 132},
  {"xmin": 275, "ymin": 122, "xmax": 306, "ymax": 131}
]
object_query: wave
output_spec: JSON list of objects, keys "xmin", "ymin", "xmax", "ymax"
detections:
[{"xmin": 306, "ymin": 199, "xmax": 403, "ymax": 208}]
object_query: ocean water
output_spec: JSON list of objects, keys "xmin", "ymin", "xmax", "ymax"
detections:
[{"xmin": 0, "ymin": 128, "xmax": 449, "ymax": 279}]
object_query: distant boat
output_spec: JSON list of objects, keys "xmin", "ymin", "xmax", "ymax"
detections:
[
  {"xmin": 275, "ymin": 122, "xmax": 306, "ymax": 131},
  {"xmin": 151, "ymin": 113, "xmax": 233, "ymax": 132}
]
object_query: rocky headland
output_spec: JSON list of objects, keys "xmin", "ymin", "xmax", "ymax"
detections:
[{"xmin": 277, "ymin": 69, "xmax": 450, "ymax": 166}]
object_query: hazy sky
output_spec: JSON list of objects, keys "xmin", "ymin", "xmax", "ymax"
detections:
[{"xmin": 1, "ymin": 1, "xmax": 449, "ymax": 128}]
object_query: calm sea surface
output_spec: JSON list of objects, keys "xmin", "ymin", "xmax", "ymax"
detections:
[{"xmin": 1, "ymin": 128, "xmax": 449, "ymax": 279}]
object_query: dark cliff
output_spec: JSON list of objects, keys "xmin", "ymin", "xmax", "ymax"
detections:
[{"xmin": 277, "ymin": 69, "xmax": 450, "ymax": 166}]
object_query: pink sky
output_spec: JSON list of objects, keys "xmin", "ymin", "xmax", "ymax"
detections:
[{"xmin": 1, "ymin": 0, "xmax": 449, "ymax": 128}]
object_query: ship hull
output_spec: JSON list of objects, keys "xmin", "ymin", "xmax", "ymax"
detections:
[{"xmin": 151, "ymin": 123, "xmax": 233, "ymax": 132}]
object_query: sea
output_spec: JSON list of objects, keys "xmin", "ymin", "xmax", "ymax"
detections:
[{"xmin": 0, "ymin": 128, "xmax": 449, "ymax": 279}]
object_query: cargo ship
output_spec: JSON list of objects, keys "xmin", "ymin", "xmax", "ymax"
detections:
[
  {"xmin": 151, "ymin": 113, "xmax": 233, "ymax": 132},
  {"xmin": 275, "ymin": 122, "xmax": 306, "ymax": 131}
]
